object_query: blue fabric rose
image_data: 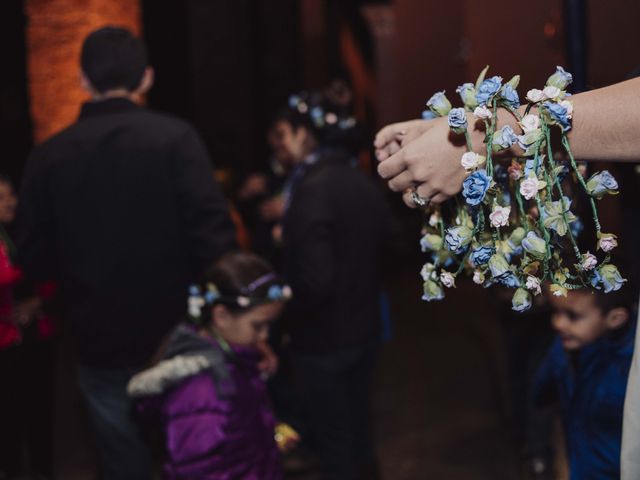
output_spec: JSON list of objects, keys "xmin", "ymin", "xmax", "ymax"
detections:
[
  {"xmin": 542, "ymin": 101, "xmax": 571, "ymax": 131},
  {"xmin": 426, "ymin": 91, "xmax": 452, "ymax": 117},
  {"xmin": 500, "ymin": 84, "xmax": 520, "ymax": 108},
  {"xmin": 546, "ymin": 66, "xmax": 573, "ymax": 90},
  {"xmin": 470, "ymin": 246, "xmax": 495, "ymax": 267},
  {"xmin": 422, "ymin": 280, "xmax": 444, "ymax": 302},
  {"xmin": 421, "ymin": 109, "xmax": 437, "ymax": 120},
  {"xmin": 522, "ymin": 231, "xmax": 547, "ymax": 259},
  {"xmin": 492, "ymin": 125, "xmax": 518, "ymax": 151},
  {"xmin": 499, "ymin": 272, "xmax": 521, "ymax": 289},
  {"xmin": 488, "ymin": 254, "xmax": 510, "ymax": 279},
  {"xmin": 586, "ymin": 170, "xmax": 619, "ymax": 199},
  {"xmin": 598, "ymin": 264, "xmax": 626, "ymax": 293},
  {"xmin": 570, "ymin": 217, "xmax": 584, "ymax": 238},
  {"xmin": 420, "ymin": 234, "xmax": 443, "ymax": 252},
  {"xmin": 512, "ymin": 288, "xmax": 532, "ymax": 312},
  {"xmin": 476, "ymin": 76, "xmax": 503, "ymax": 105},
  {"xmin": 462, "ymin": 169, "xmax": 491, "ymax": 206},
  {"xmin": 447, "ymin": 107, "xmax": 468, "ymax": 132},
  {"xmin": 456, "ymin": 83, "xmax": 478, "ymax": 109},
  {"xmin": 445, "ymin": 226, "xmax": 472, "ymax": 254}
]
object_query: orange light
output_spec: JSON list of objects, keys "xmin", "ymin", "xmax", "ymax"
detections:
[{"xmin": 25, "ymin": 0, "xmax": 141, "ymax": 143}]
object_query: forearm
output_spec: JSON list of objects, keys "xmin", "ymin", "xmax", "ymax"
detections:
[{"xmin": 567, "ymin": 77, "xmax": 640, "ymax": 161}]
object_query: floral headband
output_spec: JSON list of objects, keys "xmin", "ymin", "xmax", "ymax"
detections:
[
  {"xmin": 187, "ymin": 273, "xmax": 293, "ymax": 320},
  {"xmin": 288, "ymin": 93, "xmax": 356, "ymax": 131}
]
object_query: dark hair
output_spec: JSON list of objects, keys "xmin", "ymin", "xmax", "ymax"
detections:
[
  {"xmin": 81, "ymin": 26, "xmax": 148, "ymax": 94},
  {"xmin": 203, "ymin": 251, "xmax": 282, "ymax": 315},
  {"xmin": 271, "ymin": 89, "xmax": 365, "ymax": 154},
  {"xmin": 590, "ymin": 278, "xmax": 638, "ymax": 315}
]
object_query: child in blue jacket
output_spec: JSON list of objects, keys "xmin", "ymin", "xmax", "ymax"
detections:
[{"xmin": 533, "ymin": 283, "xmax": 636, "ymax": 479}]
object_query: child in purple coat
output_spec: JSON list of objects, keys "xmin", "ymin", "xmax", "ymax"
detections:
[{"xmin": 128, "ymin": 252, "xmax": 291, "ymax": 479}]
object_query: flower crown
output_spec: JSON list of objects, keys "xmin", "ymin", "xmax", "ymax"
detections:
[
  {"xmin": 187, "ymin": 273, "xmax": 293, "ymax": 321},
  {"xmin": 417, "ymin": 66, "xmax": 625, "ymax": 312},
  {"xmin": 288, "ymin": 93, "xmax": 357, "ymax": 132}
]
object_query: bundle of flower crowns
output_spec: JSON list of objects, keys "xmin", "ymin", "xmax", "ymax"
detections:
[
  {"xmin": 187, "ymin": 273, "xmax": 293, "ymax": 322},
  {"xmin": 417, "ymin": 66, "xmax": 625, "ymax": 312}
]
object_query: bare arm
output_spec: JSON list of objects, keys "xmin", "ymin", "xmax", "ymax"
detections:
[
  {"xmin": 376, "ymin": 77, "xmax": 640, "ymax": 207},
  {"xmin": 568, "ymin": 76, "xmax": 640, "ymax": 161}
]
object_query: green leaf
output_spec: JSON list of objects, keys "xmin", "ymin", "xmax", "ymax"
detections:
[
  {"xmin": 507, "ymin": 75, "xmax": 520, "ymax": 89},
  {"xmin": 475, "ymin": 65, "xmax": 490, "ymax": 90}
]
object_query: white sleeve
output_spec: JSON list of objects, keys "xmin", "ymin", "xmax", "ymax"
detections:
[{"xmin": 622, "ymin": 297, "xmax": 640, "ymax": 479}]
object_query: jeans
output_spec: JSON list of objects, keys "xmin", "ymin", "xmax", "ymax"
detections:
[
  {"xmin": 77, "ymin": 364, "xmax": 151, "ymax": 480},
  {"xmin": 293, "ymin": 341, "xmax": 378, "ymax": 480}
]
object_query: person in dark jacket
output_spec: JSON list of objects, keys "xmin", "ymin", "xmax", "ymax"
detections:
[
  {"xmin": 533, "ymin": 283, "xmax": 637, "ymax": 479},
  {"xmin": 270, "ymin": 92, "xmax": 394, "ymax": 480},
  {"xmin": 16, "ymin": 27, "xmax": 235, "ymax": 480}
]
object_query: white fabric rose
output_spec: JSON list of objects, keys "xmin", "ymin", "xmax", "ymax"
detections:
[
  {"xmin": 520, "ymin": 176, "xmax": 542, "ymax": 200},
  {"xmin": 526, "ymin": 89, "xmax": 546, "ymax": 103},
  {"xmin": 519, "ymin": 114, "xmax": 541, "ymax": 134},
  {"xmin": 525, "ymin": 276, "xmax": 542, "ymax": 295},
  {"xmin": 581, "ymin": 252, "xmax": 598, "ymax": 271},
  {"xmin": 489, "ymin": 205, "xmax": 511, "ymax": 228},
  {"xmin": 461, "ymin": 152, "xmax": 486, "ymax": 171},
  {"xmin": 473, "ymin": 105, "xmax": 493, "ymax": 120},
  {"xmin": 542, "ymin": 85, "xmax": 563, "ymax": 100}
]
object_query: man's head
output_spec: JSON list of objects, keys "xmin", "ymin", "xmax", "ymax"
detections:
[
  {"xmin": 548, "ymin": 285, "xmax": 634, "ymax": 351},
  {"xmin": 80, "ymin": 26, "xmax": 153, "ymax": 98}
]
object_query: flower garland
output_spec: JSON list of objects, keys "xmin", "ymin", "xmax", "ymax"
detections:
[{"xmin": 419, "ymin": 66, "xmax": 625, "ymax": 312}]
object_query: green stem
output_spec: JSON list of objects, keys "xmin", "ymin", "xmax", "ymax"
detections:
[
  {"xmin": 464, "ymin": 130, "xmax": 474, "ymax": 152},
  {"xmin": 544, "ymin": 126, "xmax": 582, "ymax": 262},
  {"xmin": 561, "ymin": 135, "xmax": 602, "ymax": 233}
]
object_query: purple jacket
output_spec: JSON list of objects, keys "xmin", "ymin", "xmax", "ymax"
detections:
[{"xmin": 128, "ymin": 324, "xmax": 282, "ymax": 479}]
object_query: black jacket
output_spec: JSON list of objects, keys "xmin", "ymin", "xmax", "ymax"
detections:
[
  {"xmin": 16, "ymin": 98, "xmax": 236, "ymax": 367},
  {"xmin": 283, "ymin": 151, "xmax": 395, "ymax": 353}
]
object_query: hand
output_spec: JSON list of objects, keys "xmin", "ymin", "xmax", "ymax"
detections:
[
  {"xmin": 275, "ymin": 422, "xmax": 301, "ymax": 453},
  {"xmin": 374, "ymin": 119, "xmax": 433, "ymax": 162},
  {"xmin": 259, "ymin": 196, "xmax": 285, "ymax": 222},
  {"xmin": 256, "ymin": 340, "xmax": 279, "ymax": 378},
  {"xmin": 238, "ymin": 174, "xmax": 268, "ymax": 201},
  {"xmin": 377, "ymin": 116, "xmax": 473, "ymax": 207}
]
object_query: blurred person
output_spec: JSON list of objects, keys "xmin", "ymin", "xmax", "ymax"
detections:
[
  {"xmin": 16, "ymin": 27, "xmax": 235, "ymax": 480},
  {"xmin": 532, "ymin": 283, "xmax": 637, "ymax": 479},
  {"xmin": 0, "ymin": 174, "xmax": 57, "ymax": 479},
  {"xmin": 128, "ymin": 252, "xmax": 295, "ymax": 479},
  {"xmin": 271, "ymin": 92, "xmax": 395, "ymax": 480}
]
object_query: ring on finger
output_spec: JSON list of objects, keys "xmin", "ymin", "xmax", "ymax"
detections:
[{"xmin": 410, "ymin": 189, "xmax": 431, "ymax": 208}]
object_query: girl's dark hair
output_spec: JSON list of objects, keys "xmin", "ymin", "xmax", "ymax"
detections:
[
  {"xmin": 204, "ymin": 251, "xmax": 281, "ymax": 314},
  {"xmin": 271, "ymin": 89, "xmax": 366, "ymax": 154}
]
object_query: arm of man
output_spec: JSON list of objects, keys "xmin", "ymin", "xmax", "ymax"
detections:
[
  {"xmin": 15, "ymin": 146, "xmax": 57, "ymax": 281},
  {"xmin": 377, "ymin": 76, "xmax": 640, "ymax": 207},
  {"xmin": 173, "ymin": 127, "xmax": 237, "ymax": 273}
]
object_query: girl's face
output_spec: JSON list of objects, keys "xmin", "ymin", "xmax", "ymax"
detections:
[
  {"xmin": 0, "ymin": 182, "xmax": 17, "ymax": 225},
  {"xmin": 212, "ymin": 302, "xmax": 283, "ymax": 347},
  {"xmin": 268, "ymin": 120, "xmax": 312, "ymax": 167}
]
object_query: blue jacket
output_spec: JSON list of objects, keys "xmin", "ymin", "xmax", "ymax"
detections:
[{"xmin": 533, "ymin": 324, "xmax": 635, "ymax": 479}]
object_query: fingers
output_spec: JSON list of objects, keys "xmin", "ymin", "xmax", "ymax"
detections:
[
  {"xmin": 374, "ymin": 122, "xmax": 408, "ymax": 149},
  {"xmin": 401, "ymin": 184, "xmax": 447, "ymax": 208},
  {"xmin": 387, "ymin": 171, "xmax": 415, "ymax": 192},
  {"xmin": 377, "ymin": 149, "xmax": 406, "ymax": 180}
]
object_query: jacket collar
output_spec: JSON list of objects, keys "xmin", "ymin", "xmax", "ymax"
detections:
[{"xmin": 79, "ymin": 97, "xmax": 141, "ymax": 120}]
